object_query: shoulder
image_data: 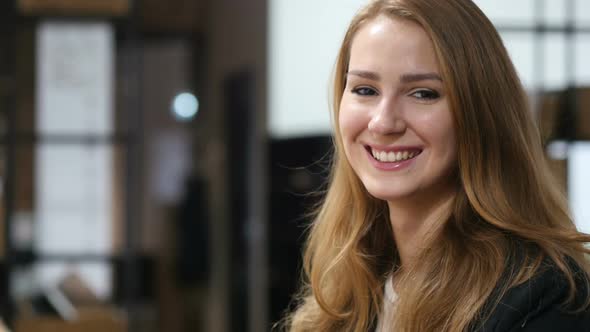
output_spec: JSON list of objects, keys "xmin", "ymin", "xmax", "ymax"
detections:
[{"xmin": 477, "ymin": 260, "xmax": 590, "ymax": 332}]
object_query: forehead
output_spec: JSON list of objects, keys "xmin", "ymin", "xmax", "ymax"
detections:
[{"xmin": 348, "ymin": 15, "xmax": 439, "ymax": 74}]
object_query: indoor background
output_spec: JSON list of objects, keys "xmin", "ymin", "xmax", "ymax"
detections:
[{"xmin": 0, "ymin": 0, "xmax": 589, "ymax": 331}]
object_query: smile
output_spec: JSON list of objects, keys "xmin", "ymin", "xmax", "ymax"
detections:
[{"xmin": 367, "ymin": 146, "xmax": 423, "ymax": 163}]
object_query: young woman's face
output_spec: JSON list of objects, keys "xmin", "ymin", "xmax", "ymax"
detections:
[{"xmin": 339, "ymin": 15, "xmax": 457, "ymax": 204}]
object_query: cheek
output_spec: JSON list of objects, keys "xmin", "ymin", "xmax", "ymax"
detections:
[
  {"xmin": 337, "ymin": 104, "xmax": 365, "ymax": 167},
  {"xmin": 416, "ymin": 110, "xmax": 457, "ymax": 159},
  {"xmin": 338, "ymin": 103, "xmax": 366, "ymax": 141},
  {"xmin": 431, "ymin": 120, "xmax": 457, "ymax": 164},
  {"xmin": 438, "ymin": 118, "xmax": 456, "ymax": 155}
]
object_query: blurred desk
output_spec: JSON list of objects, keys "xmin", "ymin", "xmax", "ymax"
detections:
[{"xmin": 15, "ymin": 308, "xmax": 126, "ymax": 332}]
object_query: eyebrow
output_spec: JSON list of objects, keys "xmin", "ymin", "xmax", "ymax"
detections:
[
  {"xmin": 347, "ymin": 70, "xmax": 443, "ymax": 83},
  {"xmin": 347, "ymin": 70, "xmax": 381, "ymax": 81},
  {"xmin": 400, "ymin": 72, "xmax": 443, "ymax": 83}
]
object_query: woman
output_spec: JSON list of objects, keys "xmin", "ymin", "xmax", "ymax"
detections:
[{"xmin": 284, "ymin": 0, "xmax": 590, "ymax": 331}]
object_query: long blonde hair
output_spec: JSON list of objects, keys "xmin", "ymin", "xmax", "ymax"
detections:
[{"xmin": 284, "ymin": 0, "xmax": 590, "ymax": 331}]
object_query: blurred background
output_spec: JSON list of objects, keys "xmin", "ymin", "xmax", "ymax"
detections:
[{"xmin": 0, "ymin": 0, "xmax": 588, "ymax": 331}]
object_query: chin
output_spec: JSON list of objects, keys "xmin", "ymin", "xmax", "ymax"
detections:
[{"xmin": 364, "ymin": 183, "xmax": 415, "ymax": 202}]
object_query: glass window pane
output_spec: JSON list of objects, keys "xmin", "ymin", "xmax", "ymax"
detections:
[
  {"xmin": 501, "ymin": 33, "xmax": 535, "ymax": 88},
  {"xmin": 474, "ymin": 0, "xmax": 535, "ymax": 26},
  {"xmin": 575, "ymin": 0, "xmax": 590, "ymax": 27},
  {"xmin": 575, "ymin": 34, "xmax": 590, "ymax": 86},
  {"xmin": 543, "ymin": 33, "xmax": 567, "ymax": 90},
  {"xmin": 8, "ymin": 142, "xmax": 126, "ymax": 301},
  {"xmin": 545, "ymin": 0, "xmax": 567, "ymax": 26},
  {"xmin": 37, "ymin": 21, "xmax": 114, "ymax": 136},
  {"xmin": 35, "ymin": 144, "xmax": 116, "ymax": 256}
]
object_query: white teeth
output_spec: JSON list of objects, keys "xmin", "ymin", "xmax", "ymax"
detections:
[
  {"xmin": 387, "ymin": 151, "xmax": 395, "ymax": 162},
  {"xmin": 371, "ymin": 148, "xmax": 420, "ymax": 162}
]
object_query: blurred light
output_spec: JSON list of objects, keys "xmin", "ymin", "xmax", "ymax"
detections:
[
  {"xmin": 546, "ymin": 140, "xmax": 569, "ymax": 160},
  {"xmin": 172, "ymin": 92, "xmax": 199, "ymax": 121}
]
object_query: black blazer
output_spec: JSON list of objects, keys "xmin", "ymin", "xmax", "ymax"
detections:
[{"xmin": 476, "ymin": 263, "xmax": 590, "ymax": 332}]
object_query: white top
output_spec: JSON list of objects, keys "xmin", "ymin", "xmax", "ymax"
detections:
[{"xmin": 376, "ymin": 274, "xmax": 399, "ymax": 331}]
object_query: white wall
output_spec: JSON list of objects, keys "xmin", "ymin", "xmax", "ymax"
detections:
[{"xmin": 268, "ymin": 0, "xmax": 365, "ymax": 138}]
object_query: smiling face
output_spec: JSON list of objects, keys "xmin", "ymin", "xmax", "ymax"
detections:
[{"xmin": 338, "ymin": 15, "xmax": 457, "ymax": 205}]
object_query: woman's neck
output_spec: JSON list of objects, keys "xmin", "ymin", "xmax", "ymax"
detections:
[{"xmin": 388, "ymin": 189, "xmax": 456, "ymax": 267}]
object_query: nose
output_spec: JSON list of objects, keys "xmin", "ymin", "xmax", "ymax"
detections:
[{"xmin": 367, "ymin": 98, "xmax": 406, "ymax": 135}]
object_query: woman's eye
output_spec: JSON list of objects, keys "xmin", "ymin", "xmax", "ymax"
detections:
[
  {"xmin": 411, "ymin": 89, "xmax": 440, "ymax": 100},
  {"xmin": 351, "ymin": 87, "xmax": 377, "ymax": 96}
]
